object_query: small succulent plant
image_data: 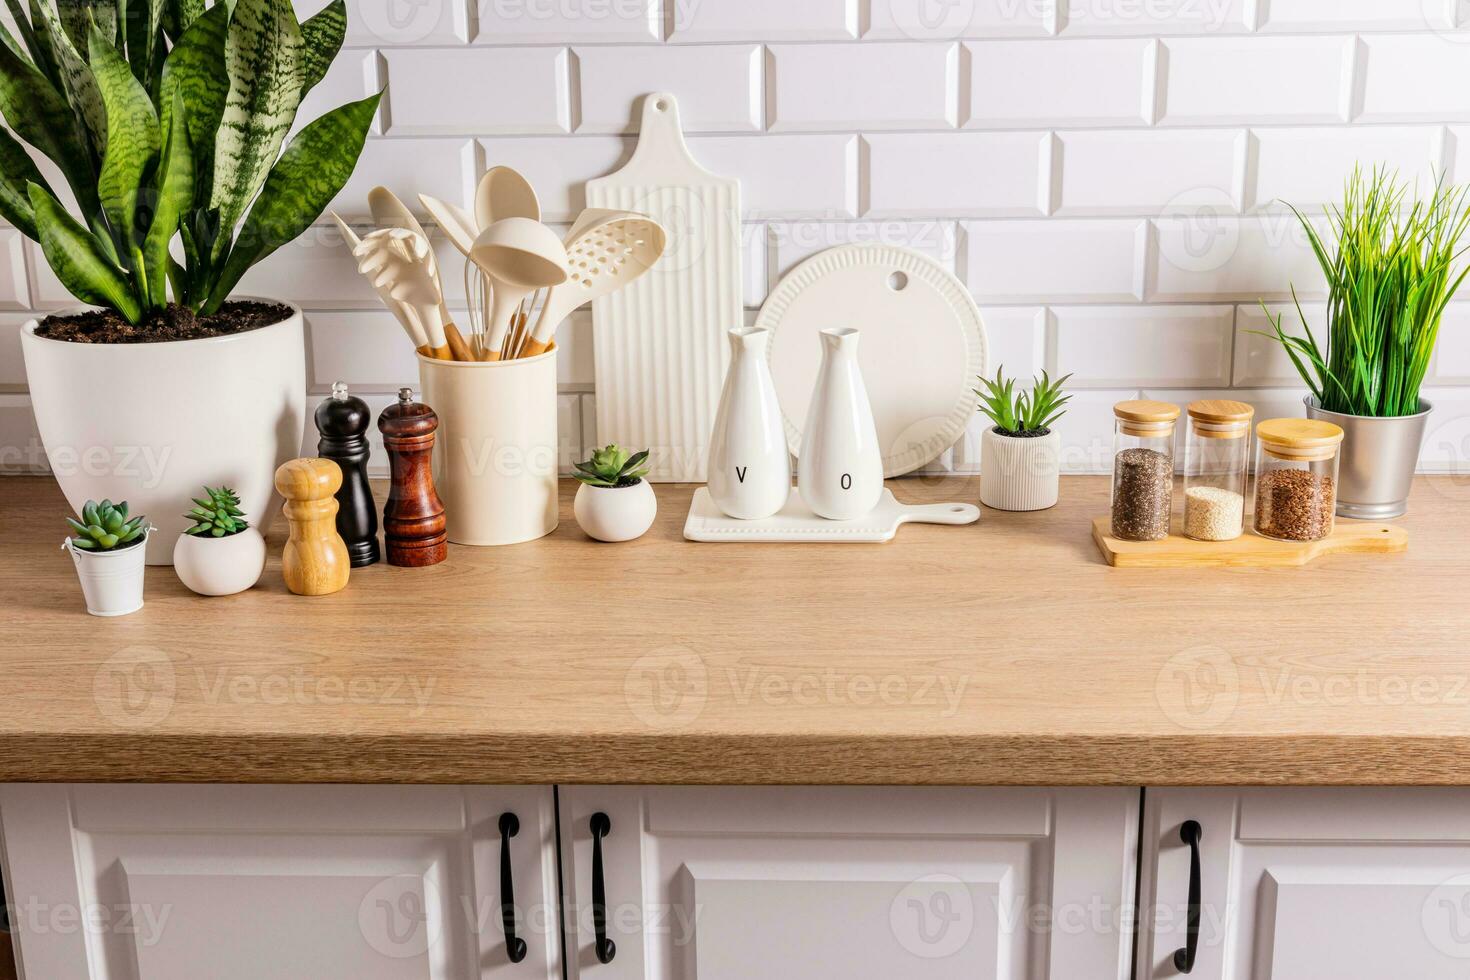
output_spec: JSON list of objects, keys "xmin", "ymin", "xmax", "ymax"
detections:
[
  {"xmin": 573, "ymin": 445, "xmax": 651, "ymax": 488},
  {"xmin": 66, "ymin": 500, "xmax": 147, "ymax": 551},
  {"xmin": 976, "ymin": 368, "xmax": 1073, "ymax": 437},
  {"xmin": 184, "ymin": 487, "xmax": 250, "ymax": 537}
]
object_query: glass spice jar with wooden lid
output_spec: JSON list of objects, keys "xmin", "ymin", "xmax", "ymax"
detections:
[
  {"xmin": 1254, "ymin": 418, "xmax": 1344, "ymax": 542},
  {"xmin": 1183, "ymin": 399, "xmax": 1254, "ymax": 541},
  {"xmin": 1111, "ymin": 400, "xmax": 1180, "ymax": 541}
]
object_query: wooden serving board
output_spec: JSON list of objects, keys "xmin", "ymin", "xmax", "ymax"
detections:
[{"xmin": 1092, "ymin": 516, "xmax": 1407, "ymax": 568}]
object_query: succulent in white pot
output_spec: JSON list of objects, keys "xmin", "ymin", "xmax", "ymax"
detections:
[
  {"xmin": 63, "ymin": 499, "xmax": 151, "ymax": 616},
  {"xmin": 573, "ymin": 445, "xmax": 657, "ymax": 543},
  {"xmin": 976, "ymin": 368, "xmax": 1072, "ymax": 512},
  {"xmin": 173, "ymin": 486, "xmax": 266, "ymax": 596},
  {"xmin": 6, "ymin": 0, "xmax": 380, "ymax": 562}
]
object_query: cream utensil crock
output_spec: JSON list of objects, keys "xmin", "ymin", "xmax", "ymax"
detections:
[{"xmin": 417, "ymin": 349, "xmax": 559, "ymax": 545}]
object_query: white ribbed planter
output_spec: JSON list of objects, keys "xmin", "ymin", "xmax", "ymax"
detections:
[{"xmin": 980, "ymin": 428, "xmax": 1060, "ymax": 512}]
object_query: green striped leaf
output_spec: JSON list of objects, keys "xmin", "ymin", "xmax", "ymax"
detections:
[
  {"xmin": 204, "ymin": 92, "xmax": 378, "ymax": 313},
  {"xmin": 0, "ymin": 31, "xmax": 98, "ymax": 219},
  {"xmin": 28, "ymin": 181, "xmax": 141, "ymax": 321},
  {"xmin": 167, "ymin": 0, "xmax": 203, "ymax": 37},
  {"xmin": 142, "ymin": 90, "xmax": 191, "ymax": 305},
  {"xmin": 89, "ymin": 19, "xmax": 159, "ymax": 249},
  {"xmin": 209, "ymin": 0, "xmax": 304, "ymax": 241},
  {"xmin": 158, "ymin": 0, "xmax": 227, "ymax": 190},
  {"xmin": 3, "ymin": 0, "xmax": 60, "ymax": 87},
  {"xmin": 298, "ymin": 0, "xmax": 344, "ymax": 96},
  {"xmin": 29, "ymin": 0, "xmax": 106, "ymax": 154},
  {"xmin": 0, "ymin": 126, "xmax": 49, "ymax": 237}
]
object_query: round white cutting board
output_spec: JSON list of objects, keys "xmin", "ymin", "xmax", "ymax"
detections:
[{"xmin": 758, "ymin": 244, "xmax": 988, "ymax": 478}]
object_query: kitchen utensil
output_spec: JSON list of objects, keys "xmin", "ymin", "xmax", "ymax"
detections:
[
  {"xmin": 368, "ymin": 186, "xmax": 452, "ymax": 326},
  {"xmin": 329, "ymin": 210, "xmax": 361, "ymax": 249},
  {"xmin": 684, "ymin": 488, "xmax": 979, "ymax": 543},
  {"xmin": 759, "ymin": 244, "xmax": 987, "ymax": 478},
  {"xmin": 353, "ymin": 228, "xmax": 452, "ymax": 359},
  {"xmin": 798, "ymin": 327, "xmax": 883, "ymax": 521},
  {"xmin": 417, "ymin": 194, "xmax": 478, "ymax": 257},
  {"xmin": 586, "ymin": 92, "xmax": 741, "ymax": 482},
  {"xmin": 419, "ymin": 349, "xmax": 559, "ymax": 545},
  {"xmin": 468, "ymin": 217, "xmax": 567, "ymax": 360},
  {"xmin": 348, "ymin": 229, "xmax": 430, "ymax": 352},
  {"xmin": 1091, "ymin": 516, "xmax": 1406, "ymax": 568},
  {"xmin": 315, "ymin": 382, "xmax": 379, "ymax": 568},
  {"xmin": 476, "ymin": 165, "xmax": 540, "ymax": 232},
  {"xmin": 707, "ymin": 327, "xmax": 791, "ymax": 520},
  {"xmin": 377, "ymin": 388, "xmax": 447, "ymax": 567},
  {"xmin": 519, "ymin": 208, "xmax": 667, "ymax": 358},
  {"xmin": 274, "ymin": 457, "xmax": 350, "ymax": 596}
]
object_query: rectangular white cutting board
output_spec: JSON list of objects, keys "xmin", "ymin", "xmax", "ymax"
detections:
[{"xmin": 586, "ymin": 92, "xmax": 742, "ymax": 483}]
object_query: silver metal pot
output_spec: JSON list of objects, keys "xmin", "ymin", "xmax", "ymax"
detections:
[{"xmin": 1304, "ymin": 396, "xmax": 1432, "ymax": 519}]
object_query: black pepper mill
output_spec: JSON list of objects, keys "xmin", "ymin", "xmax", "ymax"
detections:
[
  {"xmin": 377, "ymin": 387, "xmax": 447, "ymax": 567},
  {"xmin": 315, "ymin": 381, "xmax": 379, "ymax": 567}
]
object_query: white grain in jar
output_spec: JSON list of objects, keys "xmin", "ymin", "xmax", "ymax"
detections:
[{"xmin": 1183, "ymin": 485, "xmax": 1244, "ymax": 541}]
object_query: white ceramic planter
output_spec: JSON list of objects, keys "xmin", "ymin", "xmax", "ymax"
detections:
[
  {"xmin": 418, "ymin": 348, "xmax": 558, "ymax": 546},
  {"xmin": 65, "ymin": 535, "xmax": 147, "ymax": 616},
  {"xmin": 574, "ymin": 481, "xmax": 657, "ymax": 542},
  {"xmin": 22, "ymin": 303, "xmax": 306, "ymax": 565},
  {"xmin": 173, "ymin": 528, "xmax": 267, "ymax": 596},
  {"xmin": 980, "ymin": 428, "xmax": 1061, "ymax": 512}
]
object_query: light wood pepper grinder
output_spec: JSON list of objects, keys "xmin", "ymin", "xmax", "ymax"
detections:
[
  {"xmin": 377, "ymin": 387, "xmax": 447, "ymax": 567},
  {"xmin": 274, "ymin": 457, "xmax": 351, "ymax": 595}
]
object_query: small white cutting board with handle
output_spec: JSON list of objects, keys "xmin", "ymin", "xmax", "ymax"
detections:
[
  {"xmin": 586, "ymin": 93, "xmax": 742, "ymax": 483},
  {"xmin": 684, "ymin": 488, "xmax": 980, "ymax": 543}
]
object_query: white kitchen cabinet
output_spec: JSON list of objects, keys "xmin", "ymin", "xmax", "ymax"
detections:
[
  {"xmin": 558, "ymin": 786, "xmax": 1138, "ymax": 980},
  {"xmin": 0, "ymin": 784, "xmax": 560, "ymax": 980},
  {"xmin": 1137, "ymin": 787, "xmax": 1470, "ymax": 979}
]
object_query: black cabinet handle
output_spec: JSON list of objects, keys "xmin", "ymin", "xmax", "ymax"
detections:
[
  {"xmin": 591, "ymin": 812, "xmax": 616, "ymax": 964},
  {"xmin": 499, "ymin": 812, "xmax": 528, "ymax": 963},
  {"xmin": 1173, "ymin": 820, "xmax": 1203, "ymax": 974}
]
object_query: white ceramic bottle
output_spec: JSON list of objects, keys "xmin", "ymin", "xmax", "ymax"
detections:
[
  {"xmin": 707, "ymin": 327, "xmax": 792, "ymax": 519},
  {"xmin": 798, "ymin": 327, "xmax": 884, "ymax": 520}
]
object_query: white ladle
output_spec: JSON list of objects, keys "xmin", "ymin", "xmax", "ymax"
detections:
[
  {"xmin": 468, "ymin": 217, "xmax": 568, "ymax": 361},
  {"xmin": 519, "ymin": 209, "xmax": 667, "ymax": 358}
]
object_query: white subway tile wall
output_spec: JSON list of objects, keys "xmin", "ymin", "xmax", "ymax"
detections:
[{"xmin": 7, "ymin": 2, "xmax": 1470, "ymax": 478}]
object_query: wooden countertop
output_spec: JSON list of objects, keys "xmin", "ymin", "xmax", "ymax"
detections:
[{"xmin": 1, "ymin": 474, "xmax": 1467, "ymax": 786}]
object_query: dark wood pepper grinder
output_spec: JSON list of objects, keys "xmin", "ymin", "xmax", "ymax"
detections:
[
  {"xmin": 377, "ymin": 387, "xmax": 447, "ymax": 567},
  {"xmin": 315, "ymin": 381, "xmax": 379, "ymax": 567}
]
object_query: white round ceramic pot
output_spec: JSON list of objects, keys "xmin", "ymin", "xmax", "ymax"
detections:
[
  {"xmin": 173, "ymin": 527, "xmax": 267, "ymax": 596},
  {"xmin": 22, "ymin": 303, "xmax": 307, "ymax": 565},
  {"xmin": 980, "ymin": 428, "xmax": 1061, "ymax": 512},
  {"xmin": 574, "ymin": 481, "xmax": 657, "ymax": 542},
  {"xmin": 65, "ymin": 535, "xmax": 148, "ymax": 616}
]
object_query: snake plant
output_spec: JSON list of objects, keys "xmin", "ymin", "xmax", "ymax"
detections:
[
  {"xmin": 67, "ymin": 498, "xmax": 147, "ymax": 550},
  {"xmin": 0, "ymin": 0, "xmax": 380, "ymax": 324},
  {"xmin": 183, "ymin": 485, "xmax": 247, "ymax": 537},
  {"xmin": 573, "ymin": 445, "xmax": 651, "ymax": 488}
]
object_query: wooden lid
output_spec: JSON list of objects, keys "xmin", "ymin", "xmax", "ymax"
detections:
[
  {"xmin": 1256, "ymin": 418, "xmax": 1343, "ymax": 455},
  {"xmin": 1187, "ymin": 399, "xmax": 1254, "ymax": 425},
  {"xmin": 1114, "ymin": 400, "xmax": 1180, "ymax": 425}
]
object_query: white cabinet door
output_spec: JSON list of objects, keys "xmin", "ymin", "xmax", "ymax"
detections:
[
  {"xmin": 0, "ymin": 784, "xmax": 560, "ymax": 980},
  {"xmin": 559, "ymin": 786, "xmax": 1138, "ymax": 980},
  {"xmin": 1138, "ymin": 787, "xmax": 1470, "ymax": 979}
]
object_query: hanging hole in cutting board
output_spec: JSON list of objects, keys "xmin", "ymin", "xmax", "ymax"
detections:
[
  {"xmin": 655, "ymin": 98, "xmax": 670, "ymax": 111},
  {"xmin": 888, "ymin": 271, "xmax": 908, "ymax": 292}
]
